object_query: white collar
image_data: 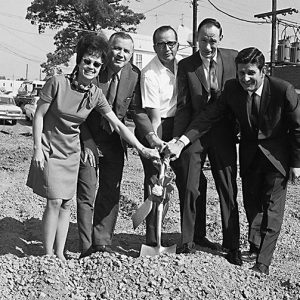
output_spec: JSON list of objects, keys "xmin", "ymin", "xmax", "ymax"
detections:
[
  {"xmin": 199, "ymin": 52, "xmax": 218, "ymax": 69},
  {"xmin": 248, "ymin": 78, "xmax": 264, "ymax": 97},
  {"xmin": 156, "ymin": 55, "xmax": 178, "ymax": 74}
]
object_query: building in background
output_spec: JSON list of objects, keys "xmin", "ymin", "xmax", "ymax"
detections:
[{"xmin": 0, "ymin": 80, "xmax": 24, "ymax": 96}]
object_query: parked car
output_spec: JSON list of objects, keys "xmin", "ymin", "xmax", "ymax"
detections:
[
  {"xmin": 0, "ymin": 95, "xmax": 25, "ymax": 125},
  {"xmin": 15, "ymin": 80, "xmax": 45, "ymax": 113},
  {"xmin": 24, "ymin": 96, "xmax": 39, "ymax": 122}
]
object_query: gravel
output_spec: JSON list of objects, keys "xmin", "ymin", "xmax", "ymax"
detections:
[{"xmin": 0, "ymin": 122, "xmax": 299, "ymax": 300}]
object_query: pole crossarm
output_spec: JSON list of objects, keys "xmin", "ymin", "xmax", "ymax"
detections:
[{"xmin": 254, "ymin": 8, "xmax": 298, "ymax": 19}]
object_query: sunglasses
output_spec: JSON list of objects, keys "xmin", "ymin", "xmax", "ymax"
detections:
[
  {"xmin": 155, "ymin": 41, "xmax": 178, "ymax": 50},
  {"xmin": 83, "ymin": 58, "xmax": 103, "ymax": 68}
]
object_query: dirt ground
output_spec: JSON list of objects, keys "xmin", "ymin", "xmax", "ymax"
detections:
[{"xmin": 0, "ymin": 121, "xmax": 299, "ymax": 300}]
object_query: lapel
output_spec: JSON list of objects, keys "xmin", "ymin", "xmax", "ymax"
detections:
[
  {"xmin": 219, "ymin": 49, "xmax": 236, "ymax": 86},
  {"xmin": 216, "ymin": 51, "xmax": 223, "ymax": 88},
  {"xmin": 114, "ymin": 64, "xmax": 133, "ymax": 110},
  {"xmin": 194, "ymin": 52, "xmax": 209, "ymax": 93},
  {"xmin": 258, "ymin": 76, "xmax": 271, "ymax": 126},
  {"xmin": 97, "ymin": 67, "xmax": 110, "ymax": 96},
  {"xmin": 235, "ymin": 84, "xmax": 252, "ymax": 128}
]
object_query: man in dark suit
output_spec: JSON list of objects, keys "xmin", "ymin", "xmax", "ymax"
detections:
[
  {"xmin": 167, "ymin": 47, "xmax": 300, "ymax": 275},
  {"xmin": 77, "ymin": 32, "xmax": 162, "ymax": 258},
  {"xmin": 169, "ymin": 19, "xmax": 240, "ymax": 264}
]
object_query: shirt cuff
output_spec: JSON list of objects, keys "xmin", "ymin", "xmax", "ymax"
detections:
[{"xmin": 178, "ymin": 135, "xmax": 190, "ymax": 147}]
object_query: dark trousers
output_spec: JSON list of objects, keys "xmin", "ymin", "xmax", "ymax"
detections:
[
  {"xmin": 242, "ymin": 149, "xmax": 287, "ymax": 266},
  {"xmin": 77, "ymin": 133, "xmax": 124, "ymax": 252},
  {"xmin": 77, "ymin": 151, "xmax": 97, "ymax": 253},
  {"xmin": 172, "ymin": 130, "xmax": 239, "ymax": 249},
  {"xmin": 139, "ymin": 117, "xmax": 174, "ymax": 245}
]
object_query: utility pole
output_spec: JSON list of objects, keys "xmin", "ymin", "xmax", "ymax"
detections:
[
  {"xmin": 192, "ymin": 0, "xmax": 198, "ymax": 53},
  {"xmin": 180, "ymin": 13, "xmax": 184, "ymax": 26},
  {"xmin": 254, "ymin": 2, "xmax": 298, "ymax": 75},
  {"xmin": 25, "ymin": 64, "xmax": 28, "ymax": 80}
]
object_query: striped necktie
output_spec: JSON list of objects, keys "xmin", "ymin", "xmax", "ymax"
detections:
[{"xmin": 209, "ymin": 59, "xmax": 218, "ymax": 92}]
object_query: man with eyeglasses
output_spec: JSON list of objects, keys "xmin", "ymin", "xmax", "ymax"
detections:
[
  {"xmin": 165, "ymin": 18, "xmax": 242, "ymax": 265},
  {"xmin": 134, "ymin": 25, "xmax": 183, "ymax": 247},
  {"xmin": 76, "ymin": 32, "xmax": 160, "ymax": 258}
]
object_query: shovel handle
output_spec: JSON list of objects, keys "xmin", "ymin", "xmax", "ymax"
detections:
[
  {"xmin": 158, "ymin": 161, "xmax": 165, "ymax": 181},
  {"xmin": 156, "ymin": 201, "xmax": 163, "ymax": 248}
]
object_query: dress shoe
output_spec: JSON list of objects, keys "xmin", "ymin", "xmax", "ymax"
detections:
[
  {"xmin": 241, "ymin": 250, "xmax": 258, "ymax": 262},
  {"xmin": 194, "ymin": 237, "xmax": 222, "ymax": 251},
  {"xmin": 94, "ymin": 245, "xmax": 114, "ymax": 254},
  {"xmin": 176, "ymin": 243, "xmax": 196, "ymax": 254},
  {"xmin": 225, "ymin": 249, "xmax": 242, "ymax": 266},
  {"xmin": 250, "ymin": 262, "xmax": 269, "ymax": 275},
  {"xmin": 79, "ymin": 247, "xmax": 94, "ymax": 259}
]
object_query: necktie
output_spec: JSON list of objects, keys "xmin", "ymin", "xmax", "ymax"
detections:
[
  {"xmin": 209, "ymin": 59, "xmax": 218, "ymax": 92},
  {"xmin": 102, "ymin": 73, "xmax": 119, "ymax": 134},
  {"xmin": 107, "ymin": 73, "xmax": 119, "ymax": 105},
  {"xmin": 250, "ymin": 93, "xmax": 260, "ymax": 130}
]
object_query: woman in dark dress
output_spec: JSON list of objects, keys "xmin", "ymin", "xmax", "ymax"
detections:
[{"xmin": 27, "ymin": 33, "xmax": 159, "ymax": 261}]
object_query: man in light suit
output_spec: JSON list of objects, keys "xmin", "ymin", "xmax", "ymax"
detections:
[
  {"xmin": 169, "ymin": 18, "xmax": 241, "ymax": 264},
  {"xmin": 168, "ymin": 47, "xmax": 300, "ymax": 275},
  {"xmin": 77, "ymin": 32, "xmax": 162, "ymax": 258}
]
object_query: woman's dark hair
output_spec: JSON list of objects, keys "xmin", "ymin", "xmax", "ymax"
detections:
[
  {"xmin": 235, "ymin": 47, "xmax": 265, "ymax": 70},
  {"xmin": 76, "ymin": 32, "xmax": 109, "ymax": 65}
]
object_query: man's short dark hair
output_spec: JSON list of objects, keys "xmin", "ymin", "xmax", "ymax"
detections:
[
  {"xmin": 76, "ymin": 32, "xmax": 108, "ymax": 65},
  {"xmin": 197, "ymin": 18, "xmax": 223, "ymax": 37},
  {"xmin": 153, "ymin": 25, "xmax": 178, "ymax": 44},
  {"xmin": 109, "ymin": 32, "xmax": 134, "ymax": 45},
  {"xmin": 235, "ymin": 47, "xmax": 265, "ymax": 70}
]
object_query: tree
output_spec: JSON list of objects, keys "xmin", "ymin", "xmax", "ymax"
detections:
[{"xmin": 26, "ymin": 0, "xmax": 145, "ymax": 76}]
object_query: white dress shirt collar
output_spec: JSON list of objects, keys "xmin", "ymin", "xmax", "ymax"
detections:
[
  {"xmin": 248, "ymin": 78, "xmax": 264, "ymax": 97},
  {"xmin": 199, "ymin": 52, "xmax": 218, "ymax": 70}
]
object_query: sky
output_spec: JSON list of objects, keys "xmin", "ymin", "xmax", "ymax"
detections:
[{"xmin": 0, "ymin": 0, "xmax": 299, "ymax": 80}]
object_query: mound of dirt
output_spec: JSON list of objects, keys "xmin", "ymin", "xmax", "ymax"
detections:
[{"xmin": 0, "ymin": 123, "xmax": 299, "ymax": 299}]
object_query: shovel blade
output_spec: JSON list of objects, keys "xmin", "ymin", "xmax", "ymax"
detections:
[
  {"xmin": 139, "ymin": 244, "xmax": 177, "ymax": 257},
  {"xmin": 132, "ymin": 199, "xmax": 153, "ymax": 230}
]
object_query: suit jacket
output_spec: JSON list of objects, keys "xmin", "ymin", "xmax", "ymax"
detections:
[
  {"xmin": 191, "ymin": 75, "xmax": 300, "ymax": 177},
  {"xmin": 80, "ymin": 63, "xmax": 153, "ymax": 157},
  {"xmin": 173, "ymin": 48, "xmax": 238, "ymax": 143}
]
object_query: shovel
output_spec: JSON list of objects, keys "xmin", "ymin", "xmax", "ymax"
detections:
[{"xmin": 140, "ymin": 160, "xmax": 176, "ymax": 256}]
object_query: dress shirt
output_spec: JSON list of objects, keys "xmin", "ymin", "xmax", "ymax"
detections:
[
  {"xmin": 200, "ymin": 52, "xmax": 218, "ymax": 84},
  {"xmin": 248, "ymin": 79, "xmax": 264, "ymax": 101},
  {"xmin": 141, "ymin": 55, "xmax": 181, "ymax": 118}
]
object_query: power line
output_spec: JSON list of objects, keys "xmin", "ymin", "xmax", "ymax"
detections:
[
  {"xmin": 0, "ymin": 22, "xmax": 53, "ymax": 37},
  {"xmin": 0, "ymin": 24, "xmax": 50, "ymax": 53},
  {"xmin": 207, "ymin": 0, "xmax": 268, "ymax": 24},
  {"xmin": 0, "ymin": 11, "xmax": 24, "ymax": 20},
  {"xmin": 142, "ymin": 0, "xmax": 175, "ymax": 14},
  {"xmin": 0, "ymin": 43, "xmax": 41, "ymax": 63}
]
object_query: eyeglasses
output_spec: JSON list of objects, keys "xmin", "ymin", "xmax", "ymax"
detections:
[
  {"xmin": 83, "ymin": 58, "xmax": 103, "ymax": 68},
  {"xmin": 154, "ymin": 41, "xmax": 178, "ymax": 50}
]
